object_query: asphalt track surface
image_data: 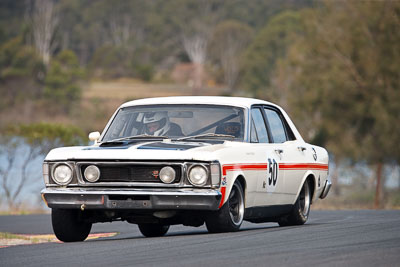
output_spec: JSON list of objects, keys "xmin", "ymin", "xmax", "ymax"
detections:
[{"xmin": 0, "ymin": 210, "xmax": 399, "ymax": 267}]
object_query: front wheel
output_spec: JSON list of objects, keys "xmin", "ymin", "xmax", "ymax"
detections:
[
  {"xmin": 138, "ymin": 224, "xmax": 170, "ymax": 237},
  {"xmin": 279, "ymin": 179, "xmax": 311, "ymax": 226},
  {"xmin": 51, "ymin": 209, "xmax": 92, "ymax": 242},
  {"xmin": 206, "ymin": 181, "xmax": 245, "ymax": 233}
]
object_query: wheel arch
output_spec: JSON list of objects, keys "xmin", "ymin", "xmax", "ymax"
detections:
[
  {"xmin": 235, "ymin": 175, "xmax": 247, "ymax": 203},
  {"xmin": 296, "ymin": 171, "xmax": 316, "ymax": 204},
  {"xmin": 223, "ymin": 174, "xmax": 246, "ymax": 207}
]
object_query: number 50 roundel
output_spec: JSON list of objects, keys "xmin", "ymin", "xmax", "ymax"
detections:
[{"xmin": 267, "ymin": 158, "xmax": 279, "ymax": 192}]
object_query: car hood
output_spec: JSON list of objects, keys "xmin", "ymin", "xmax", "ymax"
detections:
[{"xmin": 45, "ymin": 140, "xmax": 231, "ymax": 162}]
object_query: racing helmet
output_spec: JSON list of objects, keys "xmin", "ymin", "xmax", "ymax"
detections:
[{"xmin": 143, "ymin": 112, "xmax": 170, "ymax": 136}]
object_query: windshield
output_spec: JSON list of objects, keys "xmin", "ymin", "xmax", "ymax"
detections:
[{"xmin": 102, "ymin": 104, "xmax": 245, "ymax": 142}]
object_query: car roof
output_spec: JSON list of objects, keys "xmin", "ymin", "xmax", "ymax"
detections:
[
  {"xmin": 115, "ymin": 96, "xmax": 304, "ymax": 142},
  {"xmin": 120, "ymin": 96, "xmax": 275, "ymax": 109}
]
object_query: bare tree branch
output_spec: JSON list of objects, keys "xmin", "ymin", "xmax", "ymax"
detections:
[
  {"xmin": 12, "ymin": 146, "xmax": 37, "ymax": 205},
  {"xmin": 1, "ymin": 146, "xmax": 16, "ymax": 204},
  {"xmin": 181, "ymin": 0, "xmax": 221, "ymax": 94},
  {"xmin": 183, "ymin": 35, "xmax": 208, "ymax": 65},
  {"xmin": 31, "ymin": 0, "xmax": 59, "ymax": 66},
  {"xmin": 0, "ymin": 138, "xmax": 44, "ymax": 209}
]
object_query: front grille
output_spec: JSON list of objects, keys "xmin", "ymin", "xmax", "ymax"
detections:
[{"xmin": 80, "ymin": 164, "xmax": 182, "ymax": 183}]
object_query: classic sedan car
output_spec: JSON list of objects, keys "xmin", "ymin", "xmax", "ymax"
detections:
[{"xmin": 41, "ymin": 96, "xmax": 331, "ymax": 242}]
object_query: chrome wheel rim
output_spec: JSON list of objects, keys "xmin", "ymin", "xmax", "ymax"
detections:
[
  {"xmin": 229, "ymin": 183, "xmax": 244, "ymax": 226},
  {"xmin": 299, "ymin": 181, "xmax": 310, "ymax": 217}
]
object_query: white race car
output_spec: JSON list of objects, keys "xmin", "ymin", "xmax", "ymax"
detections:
[{"xmin": 41, "ymin": 96, "xmax": 331, "ymax": 242}]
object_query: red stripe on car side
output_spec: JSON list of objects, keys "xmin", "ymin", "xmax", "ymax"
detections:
[
  {"xmin": 222, "ymin": 164, "xmax": 268, "ymax": 176},
  {"xmin": 222, "ymin": 163, "xmax": 328, "ymax": 175},
  {"xmin": 219, "ymin": 162, "xmax": 328, "ymax": 208},
  {"xmin": 219, "ymin": 187, "xmax": 226, "ymax": 208},
  {"xmin": 279, "ymin": 163, "xmax": 328, "ymax": 170}
]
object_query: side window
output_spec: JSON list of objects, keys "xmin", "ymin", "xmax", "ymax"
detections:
[
  {"xmin": 250, "ymin": 119, "xmax": 258, "ymax": 142},
  {"xmin": 251, "ymin": 108, "xmax": 269, "ymax": 143},
  {"xmin": 264, "ymin": 108, "xmax": 287, "ymax": 143}
]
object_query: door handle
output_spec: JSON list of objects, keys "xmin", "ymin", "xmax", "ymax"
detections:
[
  {"xmin": 298, "ymin": 146, "xmax": 307, "ymax": 151},
  {"xmin": 275, "ymin": 149, "xmax": 284, "ymax": 154}
]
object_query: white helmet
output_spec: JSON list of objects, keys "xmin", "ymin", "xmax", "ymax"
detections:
[{"xmin": 143, "ymin": 112, "xmax": 170, "ymax": 136}]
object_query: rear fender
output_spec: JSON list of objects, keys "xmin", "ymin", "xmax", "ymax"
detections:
[{"xmin": 295, "ymin": 171, "xmax": 316, "ymax": 204}]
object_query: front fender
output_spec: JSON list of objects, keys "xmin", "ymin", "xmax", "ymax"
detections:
[{"xmin": 219, "ymin": 170, "xmax": 246, "ymax": 208}]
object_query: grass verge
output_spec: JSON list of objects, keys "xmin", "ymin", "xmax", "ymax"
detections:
[{"xmin": 0, "ymin": 232, "xmax": 117, "ymax": 248}]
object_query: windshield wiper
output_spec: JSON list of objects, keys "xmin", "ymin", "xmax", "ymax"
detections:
[
  {"xmin": 177, "ymin": 133, "xmax": 235, "ymax": 141},
  {"xmin": 101, "ymin": 134, "xmax": 168, "ymax": 145}
]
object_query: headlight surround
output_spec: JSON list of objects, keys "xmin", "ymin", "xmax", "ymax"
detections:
[
  {"xmin": 52, "ymin": 164, "xmax": 73, "ymax": 185},
  {"xmin": 188, "ymin": 165, "xmax": 208, "ymax": 186},
  {"xmin": 84, "ymin": 165, "xmax": 101, "ymax": 182},
  {"xmin": 159, "ymin": 166, "xmax": 176, "ymax": 184},
  {"xmin": 42, "ymin": 163, "xmax": 49, "ymax": 184},
  {"xmin": 210, "ymin": 163, "xmax": 221, "ymax": 187}
]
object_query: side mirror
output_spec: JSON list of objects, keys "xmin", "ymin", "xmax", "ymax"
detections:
[{"xmin": 88, "ymin": 131, "xmax": 101, "ymax": 144}]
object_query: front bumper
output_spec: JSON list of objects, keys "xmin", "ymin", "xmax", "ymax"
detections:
[{"xmin": 41, "ymin": 188, "xmax": 222, "ymax": 211}]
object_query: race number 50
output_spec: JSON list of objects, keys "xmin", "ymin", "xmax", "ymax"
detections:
[{"xmin": 268, "ymin": 158, "xmax": 278, "ymax": 186}]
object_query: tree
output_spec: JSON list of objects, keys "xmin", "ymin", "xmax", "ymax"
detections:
[
  {"xmin": 241, "ymin": 10, "xmax": 306, "ymax": 99},
  {"xmin": 276, "ymin": 1, "xmax": 400, "ymax": 208},
  {"xmin": 0, "ymin": 36, "xmax": 45, "ymax": 112},
  {"xmin": 29, "ymin": 0, "xmax": 59, "ymax": 67},
  {"xmin": 89, "ymin": 45, "xmax": 132, "ymax": 79},
  {"xmin": 0, "ymin": 123, "xmax": 87, "ymax": 210},
  {"xmin": 43, "ymin": 50, "xmax": 84, "ymax": 112},
  {"xmin": 106, "ymin": 0, "xmax": 146, "ymax": 49},
  {"xmin": 180, "ymin": 0, "xmax": 222, "ymax": 94},
  {"xmin": 0, "ymin": 0, "xmax": 26, "ymax": 42},
  {"xmin": 210, "ymin": 20, "xmax": 253, "ymax": 93}
]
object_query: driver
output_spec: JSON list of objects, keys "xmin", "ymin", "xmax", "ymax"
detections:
[
  {"xmin": 215, "ymin": 122, "xmax": 241, "ymax": 138},
  {"xmin": 223, "ymin": 123, "xmax": 240, "ymax": 136},
  {"xmin": 143, "ymin": 112, "xmax": 183, "ymax": 137},
  {"xmin": 144, "ymin": 112, "xmax": 170, "ymax": 136}
]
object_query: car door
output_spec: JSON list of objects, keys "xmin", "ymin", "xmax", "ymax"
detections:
[
  {"xmin": 263, "ymin": 106, "xmax": 309, "ymax": 204},
  {"xmin": 250, "ymin": 107, "xmax": 284, "ymax": 206}
]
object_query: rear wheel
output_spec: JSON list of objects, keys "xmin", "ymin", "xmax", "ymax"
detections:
[
  {"xmin": 206, "ymin": 180, "xmax": 244, "ymax": 233},
  {"xmin": 279, "ymin": 179, "xmax": 311, "ymax": 226},
  {"xmin": 138, "ymin": 224, "xmax": 170, "ymax": 237},
  {"xmin": 52, "ymin": 209, "xmax": 92, "ymax": 242}
]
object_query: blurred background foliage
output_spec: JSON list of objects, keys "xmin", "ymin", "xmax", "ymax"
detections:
[
  {"xmin": 0, "ymin": 123, "xmax": 86, "ymax": 210},
  {"xmin": 0, "ymin": 0, "xmax": 399, "ymax": 210}
]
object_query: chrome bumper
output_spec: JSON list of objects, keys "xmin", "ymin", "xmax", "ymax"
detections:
[
  {"xmin": 41, "ymin": 187, "xmax": 222, "ymax": 211},
  {"xmin": 319, "ymin": 180, "xmax": 332, "ymax": 199}
]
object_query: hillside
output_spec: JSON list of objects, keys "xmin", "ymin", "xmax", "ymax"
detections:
[{"xmin": 84, "ymin": 79, "xmax": 226, "ymax": 101}]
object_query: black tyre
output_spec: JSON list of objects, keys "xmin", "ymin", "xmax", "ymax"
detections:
[
  {"xmin": 278, "ymin": 179, "xmax": 311, "ymax": 226},
  {"xmin": 51, "ymin": 209, "xmax": 92, "ymax": 242},
  {"xmin": 138, "ymin": 224, "xmax": 169, "ymax": 237},
  {"xmin": 206, "ymin": 181, "xmax": 244, "ymax": 233}
]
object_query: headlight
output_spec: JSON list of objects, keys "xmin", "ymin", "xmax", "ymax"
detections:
[
  {"xmin": 159, "ymin": 166, "xmax": 176, "ymax": 184},
  {"xmin": 52, "ymin": 164, "xmax": 73, "ymax": 185},
  {"xmin": 188, "ymin": 165, "xmax": 208, "ymax": 186},
  {"xmin": 84, "ymin": 165, "xmax": 100, "ymax": 182}
]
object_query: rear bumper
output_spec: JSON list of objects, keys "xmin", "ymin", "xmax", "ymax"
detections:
[
  {"xmin": 41, "ymin": 188, "xmax": 221, "ymax": 211},
  {"xmin": 319, "ymin": 179, "xmax": 332, "ymax": 199}
]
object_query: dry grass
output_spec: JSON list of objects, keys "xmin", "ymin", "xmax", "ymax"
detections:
[
  {"xmin": 83, "ymin": 78, "xmax": 226, "ymax": 101},
  {"xmin": 78, "ymin": 79, "xmax": 228, "ymax": 131},
  {"xmin": 0, "ymin": 209, "xmax": 49, "ymax": 216},
  {"xmin": 312, "ymin": 187, "xmax": 400, "ymax": 210},
  {"xmin": 1, "ymin": 79, "xmax": 226, "ymax": 131},
  {"xmin": 0, "ymin": 232, "xmax": 117, "ymax": 248}
]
